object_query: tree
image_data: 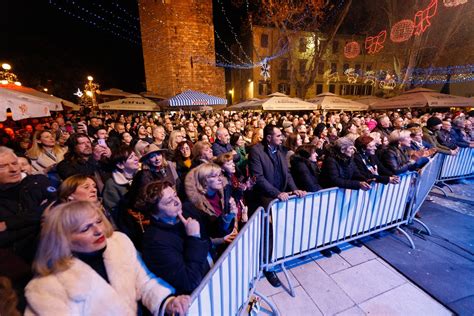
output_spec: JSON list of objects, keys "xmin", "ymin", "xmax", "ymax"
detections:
[{"xmin": 246, "ymin": 0, "xmax": 353, "ymax": 98}]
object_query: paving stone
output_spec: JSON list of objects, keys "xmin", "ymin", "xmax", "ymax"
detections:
[
  {"xmin": 331, "ymin": 259, "xmax": 406, "ymax": 303},
  {"xmin": 271, "ymin": 286, "xmax": 322, "ymax": 316},
  {"xmin": 316, "ymin": 253, "xmax": 352, "ymax": 275},
  {"xmin": 359, "ymin": 283, "xmax": 451, "ymax": 316},
  {"xmin": 292, "ymin": 260, "xmax": 355, "ymax": 315},
  {"xmin": 255, "ymin": 269, "xmax": 300, "ymax": 297},
  {"xmin": 336, "ymin": 305, "xmax": 366, "ymax": 316},
  {"xmin": 339, "ymin": 246, "xmax": 377, "ymax": 266}
]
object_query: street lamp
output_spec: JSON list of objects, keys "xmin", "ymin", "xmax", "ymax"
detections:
[
  {"xmin": 84, "ymin": 75, "xmax": 100, "ymax": 110},
  {"xmin": 0, "ymin": 63, "xmax": 21, "ymax": 86}
]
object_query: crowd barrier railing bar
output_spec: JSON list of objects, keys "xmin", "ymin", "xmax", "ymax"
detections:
[
  {"xmin": 188, "ymin": 207, "xmax": 278, "ymax": 316},
  {"xmin": 264, "ymin": 172, "xmax": 417, "ymax": 297},
  {"xmin": 437, "ymin": 147, "xmax": 474, "ymax": 182},
  {"xmin": 410, "ymin": 154, "xmax": 443, "ymax": 235}
]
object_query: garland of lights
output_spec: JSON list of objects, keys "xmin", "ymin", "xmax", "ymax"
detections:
[
  {"xmin": 390, "ymin": 19, "xmax": 415, "ymax": 43},
  {"xmin": 414, "ymin": 0, "xmax": 438, "ymax": 36}
]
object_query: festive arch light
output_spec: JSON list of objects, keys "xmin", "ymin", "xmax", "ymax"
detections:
[
  {"xmin": 365, "ymin": 30, "xmax": 387, "ymax": 54},
  {"xmin": 443, "ymin": 0, "xmax": 468, "ymax": 7},
  {"xmin": 414, "ymin": 0, "xmax": 438, "ymax": 36},
  {"xmin": 343, "ymin": 41, "xmax": 361, "ymax": 59},
  {"xmin": 390, "ymin": 19, "xmax": 415, "ymax": 43}
]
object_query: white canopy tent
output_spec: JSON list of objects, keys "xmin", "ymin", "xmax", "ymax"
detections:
[
  {"xmin": 0, "ymin": 87, "xmax": 52, "ymax": 121},
  {"xmin": 307, "ymin": 92, "xmax": 369, "ymax": 111},
  {"xmin": 261, "ymin": 93, "xmax": 315, "ymax": 111},
  {"xmin": 353, "ymin": 96, "xmax": 382, "ymax": 107},
  {"xmin": 0, "ymin": 85, "xmax": 65, "ymax": 111},
  {"xmin": 226, "ymin": 98, "xmax": 262, "ymax": 111},
  {"xmin": 98, "ymin": 94, "xmax": 160, "ymax": 111},
  {"xmin": 98, "ymin": 88, "xmax": 133, "ymax": 97},
  {"xmin": 371, "ymin": 88, "xmax": 473, "ymax": 109}
]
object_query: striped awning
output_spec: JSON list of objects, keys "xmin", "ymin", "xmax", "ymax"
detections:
[{"xmin": 167, "ymin": 90, "xmax": 227, "ymax": 106}]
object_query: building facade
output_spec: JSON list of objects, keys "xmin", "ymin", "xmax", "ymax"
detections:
[
  {"xmin": 139, "ymin": 0, "xmax": 225, "ymax": 98},
  {"xmin": 229, "ymin": 26, "xmax": 396, "ymax": 104}
]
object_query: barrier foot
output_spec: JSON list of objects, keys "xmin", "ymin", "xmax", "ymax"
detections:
[
  {"xmin": 412, "ymin": 218, "xmax": 432, "ymax": 236},
  {"xmin": 253, "ymin": 290, "xmax": 280, "ymax": 316},
  {"xmin": 280, "ymin": 264, "xmax": 296, "ymax": 297},
  {"xmin": 396, "ymin": 226, "xmax": 415, "ymax": 249}
]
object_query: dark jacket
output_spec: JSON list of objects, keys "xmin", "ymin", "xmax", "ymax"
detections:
[
  {"xmin": 320, "ymin": 153, "xmax": 367, "ymax": 190},
  {"xmin": 422, "ymin": 127, "xmax": 452, "ymax": 155},
  {"xmin": 451, "ymin": 127, "xmax": 470, "ymax": 148},
  {"xmin": 212, "ymin": 140, "xmax": 240, "ymax": 162},
  {"xmin": 436, "ymin": 129, "xmax": 457, "ymax": 150},
  {"xmin": 0, "ymin": 175, "xmax": 56, "ymax": 262},
  {"xmin": 353, "ymin": 152, "xmax": 391, "ymax": 184},
  {"xmin": 290, "ymin": 155, "xmax": 321, "ymax": 192},
  {"xmin": 381, "ymin": 145, "xmax": 416, "ymax": 175},
  {"xmin": 248, "ymin": 142, "xmax": 298, "ymax": 199},
  {"xmin": 142, "ymin": 216, "xmax": 211, "ymax": 295}
]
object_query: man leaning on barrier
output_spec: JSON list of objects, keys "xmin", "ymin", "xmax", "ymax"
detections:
[{"xmin": 248, "ymin": 125, "xmax": 306, "ymax": 287}]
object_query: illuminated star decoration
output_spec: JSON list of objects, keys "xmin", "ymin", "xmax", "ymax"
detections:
[
  {"xmin": 74, "ymin": 88, "xmax": 84, "ymax": 98},
  {"xmin": 414, "ymin": 0, "xmax": 438, "ymax": 36},
  {"xmin": 260, "ymin": 58, "xmax": 270, "ymax": 81},
  {"xmin": 344, "ymin": 68, "xmax": 359, "ymax": 84},
  {"xmin": 365, "ymin": 30, "xmax": 387, "ymax": 55}
]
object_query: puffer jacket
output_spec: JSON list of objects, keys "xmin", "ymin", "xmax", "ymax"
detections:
[
  {"xmin": 381, "ymin": 144, "xmax": 416, "ymax": 175},
  {"xmin": 320, "ymin": 152, "xmax": 367, "ymax": 190}
]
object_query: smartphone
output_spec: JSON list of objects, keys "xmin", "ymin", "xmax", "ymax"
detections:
[{"xmin": 97, "ymin": 139, "xmax": 106, "ymax": 146}]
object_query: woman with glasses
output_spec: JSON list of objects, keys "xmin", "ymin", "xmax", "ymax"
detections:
[{"xmin": 174, "ymin": 140, "xmax": 193, "ymax": 179}]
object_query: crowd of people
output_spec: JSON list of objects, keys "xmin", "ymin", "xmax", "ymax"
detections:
[{"xmin": 1, "ymin": 108, "xmax": 473, "ymax": 314}]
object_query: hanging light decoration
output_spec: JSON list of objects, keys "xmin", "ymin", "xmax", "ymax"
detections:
[
  {"xmin": 365, "ymin": 30, "xmax": 387, "ymax": 54},
  {"xmin": 343, "ymin": 41, "xmax": 361, "ymax": 59},
  {"xmin": 0, "ymin": 63, "xmax": 22, "ymax": 86},
  {"xmin": 390, "ymin": 20, "xmax": 415, "ymax": 43},
  {"xmin": 443, "ymin": 0, "xmax": 468, "ymax": 7}
]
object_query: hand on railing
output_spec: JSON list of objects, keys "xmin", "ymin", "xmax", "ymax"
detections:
[
  {"xmin": 224, "ymin": 227, "xmax": 238, "ymax": 243},
  {"xmin": 359, "ymin": 181, "xmax": 372, "ymax": 191},
  {"xmin": 277, "ymin": 192, "xmax": 290, "ymax": 201},
  {"xmin": 165, "ymin": 295, "xmax": 190, "ymax": 316},
  {"xmin": 389, "ymin": 176, "xmax": 400, "ymax": 184}
]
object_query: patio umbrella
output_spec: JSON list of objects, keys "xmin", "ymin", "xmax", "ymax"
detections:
[
  {"xmin": 307, "ymin": 92, "xmax": 369, "ymax": 111},
  {"xmin": 353, "ymin": 96, "xmax": 382, "ymax": 107},
  {"xmin": 98, "ymin": 94, "xmax": 160, "ymax": 111},
  {"xmin": 0, "ymin": 84, "xmax": 64, "ymax": 111},
  {"xmin": 98, "ymin": 88, "xmax": 133, "ymax": 97},
  {"xmin": 261, "ymin": 93, "xmax": 315, "ymax": 111},
  {"xmin": 226, "ymin": 98, "xmax": 262, "ymax": 111},
  {"xmin": 0, "ymin": 87, "xmax": 52, "ymax": 121},
  {"xmin": 160, "ymin": 90, "xmax": 227, "ymax": 111},
  {"xmin": 371, "ymin": 88, "xmax": 473, "ymax": 110}
]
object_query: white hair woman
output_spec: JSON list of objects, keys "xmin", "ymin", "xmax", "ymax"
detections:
[{"xmin": 25, "ymin": 201, "xmax": 189, "ymax": 315}]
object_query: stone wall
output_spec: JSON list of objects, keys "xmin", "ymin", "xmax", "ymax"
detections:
[{"xmin": 139, "ymin": 0, "xmax": 225, "ymax": 98}]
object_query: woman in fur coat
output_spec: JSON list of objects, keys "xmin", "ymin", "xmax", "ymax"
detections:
[{"xmin": 24, "ymin": 201, "xmax": 189, "ymax": 315}]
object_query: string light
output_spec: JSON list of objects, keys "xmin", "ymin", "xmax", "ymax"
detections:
[
  {"xmin": 343, "ymin": 41, "xmax": 360, "ymax": 59},
  {"xmin": 443, "ymin": 0, "xmax": 468, "ymax": 7}
]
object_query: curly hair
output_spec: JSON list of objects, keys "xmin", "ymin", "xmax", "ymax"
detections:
[{"xmin": 135, "ymin": 181, "xmax": 173, "ymax": 215}]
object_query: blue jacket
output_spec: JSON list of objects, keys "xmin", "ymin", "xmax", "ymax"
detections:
[{"xmin": 212, "ymin": 140, "xmax": 240, "ymax": 162}]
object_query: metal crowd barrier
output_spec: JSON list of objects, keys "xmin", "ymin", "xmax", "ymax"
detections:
[
  {"xmin": 411, "ymin": 154, "xmax": 443, "ymax": 217},
  {"xmin": 263, "ymin": 172, "xmax": 417, "ymax": 296},
  {"xmin": 188, "ymin": 207, "xmax": 278, "ymax": 316},
  {"xmin": 438, "ymin": 147, "xmax": 474, "ymax": 181}
]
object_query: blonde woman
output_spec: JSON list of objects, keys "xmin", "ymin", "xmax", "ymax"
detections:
[
  {"xmin": 184, "ymin": 163, "xmax": 238, "ymax": 249},
  {"xmin": 25, "ymin": 201, "xmax": 189, "ymax": 315},
  {"xmin": 27, "ymin": 130, "xmax": 66, "ymax": 175}
]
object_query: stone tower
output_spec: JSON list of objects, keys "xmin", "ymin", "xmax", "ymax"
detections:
[{"xmin": 138, "ymin": 0, "xmax": 225, "ymax": 98}]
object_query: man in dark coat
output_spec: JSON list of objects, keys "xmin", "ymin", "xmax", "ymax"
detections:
[
  {"xmin": 0, "ymin": 146, "xmax": 57, "ymax": 310},
  {"xmin": 248, "ymin": 125, "xmax": 306, "ymax": 287}
]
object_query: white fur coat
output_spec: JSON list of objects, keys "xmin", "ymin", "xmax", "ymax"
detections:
[{"xmin": 25, "ymin": 232, "xmax": 174, "ymax": 315}]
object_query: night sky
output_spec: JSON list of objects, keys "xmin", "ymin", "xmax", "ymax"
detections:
[{"xmin": 2, "ymin": 0, "xmax": 246, "ymax": 101}]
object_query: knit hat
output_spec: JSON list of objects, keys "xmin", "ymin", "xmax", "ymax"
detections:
[
  {"xmin": 354, "ymin": 136, "xmax": 374, "ymax": 150},
  {"xmin": 426, "ymin": 116, "xmax": 442, "ymax": 128}
]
